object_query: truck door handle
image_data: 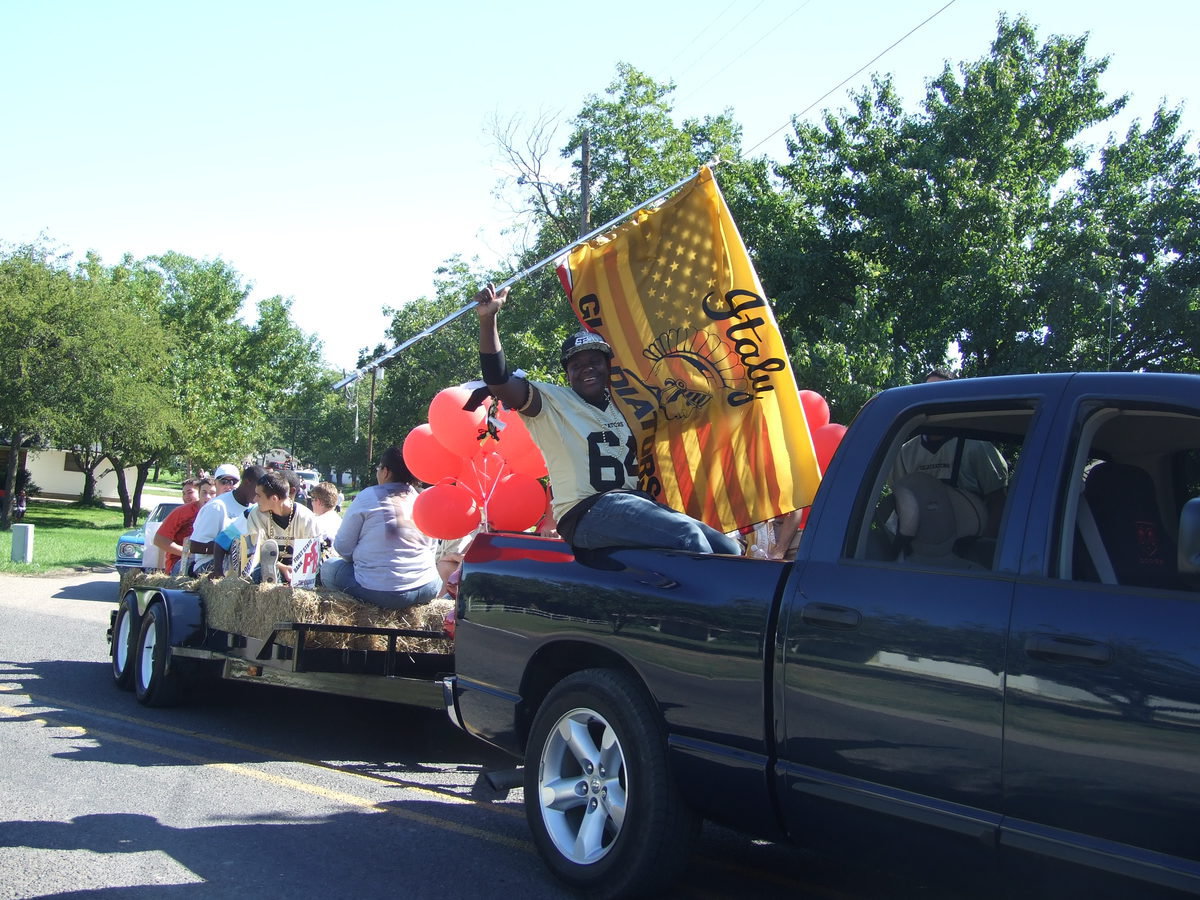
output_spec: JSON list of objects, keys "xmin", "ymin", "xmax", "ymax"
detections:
[
  {"xmin": 1024, "ymin": 634, "xmax": 1112, "ymax": 665},
  {"xmin": 800, "ymin": 603, "xmax": 861, "ymax": 629}
]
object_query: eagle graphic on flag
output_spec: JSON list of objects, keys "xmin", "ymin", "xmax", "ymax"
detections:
[{"xmin": 556, "ymin": 166, "xmax": 820, "ymax": 533}]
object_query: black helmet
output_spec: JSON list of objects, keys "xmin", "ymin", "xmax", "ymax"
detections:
[{"xmin": 560, "ymin": 330, "xmax": 614, "ymax": 368}]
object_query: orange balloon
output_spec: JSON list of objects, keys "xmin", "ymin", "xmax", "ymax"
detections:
[
  {"xmin": 487, "ymin": 473, "xmax": 547, "ymax": 532},
  {"xmin": 412, "ymin": 483, "xmax": 481, "ymax": 540},
  {"xmin": 403, "ymin": 424, "xmax": 463, "ymax": 485},
  {"xmin": 799, "ymin": 390, "xmax": 830, "ymax": 430},
  {"xmin": 428, "ymin": 386, "xmax": 488, "ymax": 459}
]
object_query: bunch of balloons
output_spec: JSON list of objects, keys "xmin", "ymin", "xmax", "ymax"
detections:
[
  {"xmin": 403, "ymin": 386, "xmax": 549, "ymax": 539},
  {"xmin": 792, "ymin": 388, "xmax": 847, "ymax": 532},
  {"xmin": 799, "ymin": 388, "xmax": 845, "ymax": 475}
]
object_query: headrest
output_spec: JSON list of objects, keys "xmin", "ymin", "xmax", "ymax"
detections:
[{"xmin": 894, "ymin": 472, "xmax": 986, "ymax": 556}]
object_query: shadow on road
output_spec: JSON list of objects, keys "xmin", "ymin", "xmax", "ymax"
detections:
[{"xmin": 53, "ymin": 575, "xmax": 121, "ymax": 604}]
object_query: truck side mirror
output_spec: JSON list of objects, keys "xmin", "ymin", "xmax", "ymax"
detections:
[{"xmin": 1179, "ymin": 498, "xmax": 1200, "ymax": 575}]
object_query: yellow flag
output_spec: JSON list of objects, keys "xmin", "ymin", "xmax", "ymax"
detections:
[{"xmin": 557, "ymin": 166, "xmax": 820, "ymax": 532}]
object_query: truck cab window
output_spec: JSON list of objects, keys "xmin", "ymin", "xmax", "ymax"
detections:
[
  {"xmin": 851, "ymin": 407, "xmax": 1033, "ymax": 571},
  {"xmin": 1060, "ymin": 406, "xmax": 1200, "ymax": 592}
]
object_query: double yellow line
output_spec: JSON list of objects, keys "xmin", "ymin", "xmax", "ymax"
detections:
[{"xmin": 0, "ymin": 688, "xmax": 529, "ymax": 853}]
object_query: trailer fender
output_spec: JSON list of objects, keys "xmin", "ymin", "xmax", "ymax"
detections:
[{"xmin": 131, "ymin": 589, "xmax": 205, "ymax": 647}]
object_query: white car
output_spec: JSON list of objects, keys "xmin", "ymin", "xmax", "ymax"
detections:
[{"xmin": 295, "ymin": 470, "xmax": 320, "ymax": 491}]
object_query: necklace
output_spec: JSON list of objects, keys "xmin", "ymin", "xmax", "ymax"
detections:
[{"xmin": 269, "ymin": 506, "xmax": 295, "ymax": 537}]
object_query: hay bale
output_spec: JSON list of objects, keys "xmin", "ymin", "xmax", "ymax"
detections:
[
  {"xmin": 126, "ymin": 571, "xmax": 451, "ymax": 653},
  {"xmin": 118, "ymin": 569, "xmax": 199, "ymax": 601}
]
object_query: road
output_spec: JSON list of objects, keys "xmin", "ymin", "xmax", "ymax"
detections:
[{"xmin": 0, "ymin": 570, "xmax": 1003, "ymax": 899}]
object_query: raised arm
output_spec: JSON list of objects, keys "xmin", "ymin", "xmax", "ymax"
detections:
[{"xmin": 476, "ymin": 283, "xmax": 541, "ymax": 416}]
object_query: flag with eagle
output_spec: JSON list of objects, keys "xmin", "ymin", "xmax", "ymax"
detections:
[{"xmin": 556, "ymin": 166, "xmax": 820, "ymax": 533}]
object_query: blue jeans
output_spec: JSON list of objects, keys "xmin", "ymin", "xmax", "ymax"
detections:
[
  {"xmin": 319, "ymin": 557, "xmax": 440, "ymax": 610},
  {"xmin": 570, "ymin": 492, "xmax": 742, "ymax": 554}
]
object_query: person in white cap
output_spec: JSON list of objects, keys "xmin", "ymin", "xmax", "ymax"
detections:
[
  {"xmin": 474, "ymin": 283, "xmax": 739, "ymax": 554},
  {"xmin": 211, "ymin": 463, "xmax": 241, "ymax": 497},
  {"xmin": 187, "ymin": 464, "xmax": 265, "ymax": 575}
]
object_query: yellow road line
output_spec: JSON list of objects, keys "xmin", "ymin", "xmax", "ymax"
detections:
[
  {"xmin": 9, "ymin": 689, "xmax": 524, "ymax": 820},
  {"xmin": 0, "ymin": 703, "xmax": 531, "ymax": 853}
]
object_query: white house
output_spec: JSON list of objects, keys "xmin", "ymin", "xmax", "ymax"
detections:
[{"xmin": 19, "ymin": 448, "xmax": 139, "ymax": 502}]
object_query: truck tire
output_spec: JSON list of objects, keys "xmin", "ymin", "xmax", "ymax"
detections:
[
  {"xmin": 110, "ymin": 595, "xmax": 136, "ymax": 690},
  {"xmin": 523, "ymin": 668, "xmax": 697, "ymax": 898},
  {"xmin": 133, "ymin": 601, "xmax": 182, "ymax": 707}
]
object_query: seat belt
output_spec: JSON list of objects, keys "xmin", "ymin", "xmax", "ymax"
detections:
[
  {"xmin": 1077, "ymin": 496, "xmax": 1118, "ymax": 585},
  {"xmin": 949, "ymin": 438, "xmax": 965, "ymax": 488}
]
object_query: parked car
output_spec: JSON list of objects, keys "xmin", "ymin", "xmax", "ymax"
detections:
[
  {"xmin": 115, "ymin": 501, "xmax": 182, "ymax": 571},
  {"xmin": 295, "ymin": 469, "xmax": 320, "ymax": 490}
]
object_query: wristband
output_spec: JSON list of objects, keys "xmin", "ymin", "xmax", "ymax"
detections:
[{"xmin": 480, "ymin": 350, "xmax": 509, "ymax": 385}]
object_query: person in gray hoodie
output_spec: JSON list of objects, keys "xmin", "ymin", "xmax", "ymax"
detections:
[{"xmin": 318, "ymin": 445, "xmax": 440, "ymax": 609}]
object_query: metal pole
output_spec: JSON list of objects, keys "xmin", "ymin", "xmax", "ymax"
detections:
[
  {"xmin": 332, "ymin": 164, "xmax": 714, "ymax": 390},
  {"xmin": 366, "ymin": 368, "xmax": 378, "ymax": 469}
]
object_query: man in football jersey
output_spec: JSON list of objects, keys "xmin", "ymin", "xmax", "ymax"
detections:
[{"xmin": 475, "ymin": 282, "xmax": 740, "ymax": 554}]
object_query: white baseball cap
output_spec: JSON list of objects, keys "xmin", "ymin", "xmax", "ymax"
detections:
[{"xmin": 213, "ymin": 463, "xmax": 240, "ymax": 481}]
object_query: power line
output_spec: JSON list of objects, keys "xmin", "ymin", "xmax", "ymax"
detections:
[
  {"xmin": 676, "ymin": 1, "xmax": 816, "ymax": 108},
  {"xmin": 743, "ymin": 0, "xmax": 959, "ymax": 158},
  {"xmin": 666, "ymin": 0, "xmax": 741, "ymax": 69},
  {"xmin": 675, "ymin": 0, "xmax": 769, "ymax": 81}
]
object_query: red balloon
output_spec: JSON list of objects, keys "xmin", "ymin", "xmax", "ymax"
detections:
[
  {"xmin": 493, "ymin": 406, "xmax": 538, "ymax": 464},
  {"xmin": 501, "ymin": 439, "xmax": 549, "ymax": 479},
  {"xmin": 403, "ymin": 424, "xmax": 463, "ymax": 485},
  {"xmin": 457, "ymin": 450, "xmax": 509, "ymax": 504},
  {"xmin": 812, "ymin": 423, "xmax": 847, "ymax": 473},
  {"xmin": 799, "ymin": 390, "xmax": 830, "ymax": 430},
  {"xmin": 412, "ymin": 483, "xmax": 481, "ymax": 540},
  {"xmin": 428, "ymin": 386, "xmax": 488, "ymax": 459},
  {"xmin": 487, "ymin": 472, "xmax": 547, "ymax": 532}
]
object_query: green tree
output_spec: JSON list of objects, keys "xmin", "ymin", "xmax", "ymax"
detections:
[
  {"xmin": 49, "ymin": 254, "xmax": 176, "ymax": 513},
  {"xmin": 152, "ymin": 253, "xmax": 324, "ymax": 470},
  {"xmin": 1036, "ymin": 106, "xmax": 1200, "ymax": 372},
  {"xmin": 766, "ymin": 16, "xmax": 1198, "ymax": 417},
  {"xmin": 0, "ymin": 246, "xmax": 97, "ymax": 527}
]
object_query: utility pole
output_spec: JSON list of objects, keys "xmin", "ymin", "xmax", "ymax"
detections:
[
  {"xmin": 366, "ymin": 367, "xmax": 378, "ymax": 470},
  {"xmin": 579, "ymin": 129, "xmax": 591, "ymax": 237}
]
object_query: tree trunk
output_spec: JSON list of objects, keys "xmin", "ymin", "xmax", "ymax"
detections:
[
  {"xmin": 131, "ymin": 460, "xmax": 155, "ymax": 526},
  {"xmin": 108, "ymin": 455, "xmax": 134, "ymax": 527},
  {"xmin": 0, "ymin": 432, "xmax": 25, "ymax": 531},
  {"xmin": 71, "ymin": 448, "xmax": 109, "ymax": 505}
]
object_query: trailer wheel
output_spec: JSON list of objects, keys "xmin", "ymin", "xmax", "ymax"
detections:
[
  {"xmin": 110, "ymin": 595, "xmax": 136, "ymax": 690},
  {"xmin": 134, "ymin": 601, "xmax": 181, "ymax": 707},
  {"xmin": 523, "ymin": 668, "xmax": 697, "ymax": 898}
]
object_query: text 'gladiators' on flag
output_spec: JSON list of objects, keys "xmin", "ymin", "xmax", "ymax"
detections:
[{"xmin": 556, "ymin": 166, "xmax": 820, "ymax": 533}]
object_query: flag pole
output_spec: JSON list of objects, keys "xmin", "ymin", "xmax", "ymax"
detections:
[{"xmin": 332, "ymin": 163, "xmax": 715, "ymax": 390}]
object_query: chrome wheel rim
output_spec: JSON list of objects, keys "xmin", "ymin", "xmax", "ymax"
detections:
[{"xmin": 537, "ymin": 706, "xmax": 627, "ymax": 865}]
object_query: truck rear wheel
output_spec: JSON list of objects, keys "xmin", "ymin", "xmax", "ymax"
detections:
[
  {"xmin": 110, "ymin": 594, "xmax": 136, "ymax": 690},
  {"xmin": 523, "ymin": 668, "xmax": 697, "ymax": 898},
  {"xmin": 134, "ymin": 601, "xmax": 182, "ymax": 707}
]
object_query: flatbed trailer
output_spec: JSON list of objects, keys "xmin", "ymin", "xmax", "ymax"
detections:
[{"xmin": 108, "ymin": 582, "xmax": 454, "ymax": 708}]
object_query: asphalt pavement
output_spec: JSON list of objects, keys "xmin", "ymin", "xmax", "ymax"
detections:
[{"xmin": 0, "ymin": 569, "xmax": 1011, "ymax": 899}]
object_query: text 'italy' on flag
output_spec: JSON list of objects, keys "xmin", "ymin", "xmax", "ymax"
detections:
[{"xmin": 556, "ymin": 165, "xmax": 820, "ymax": 533}]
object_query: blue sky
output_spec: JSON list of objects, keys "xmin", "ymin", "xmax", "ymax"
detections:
[{"xmin": 3, "ymin": 0, "xmax": 1195, "ymax": 371}]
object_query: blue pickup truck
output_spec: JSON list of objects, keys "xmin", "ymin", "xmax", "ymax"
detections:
[{"xmin": 444, "ymin": 372, "xmax": 1200, "ymax": 898}]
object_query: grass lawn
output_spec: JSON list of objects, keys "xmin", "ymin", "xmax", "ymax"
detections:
[{"xmin": 0, "ymin": 501, "xmax": 125, "ymax": 574}]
